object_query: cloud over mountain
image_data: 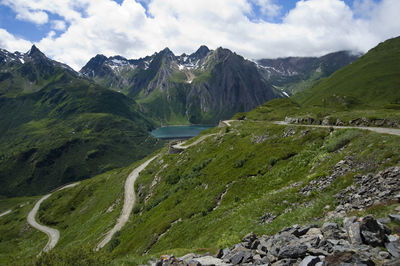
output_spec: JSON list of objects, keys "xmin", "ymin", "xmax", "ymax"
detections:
[{"xmin": 0, "ymin": 0, "xmax": 399, "ymax": 70}]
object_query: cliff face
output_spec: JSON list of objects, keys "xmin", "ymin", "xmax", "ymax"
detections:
[{"xmin": 81, "ymin": 46, "xmax": 280, "ymax": 124}]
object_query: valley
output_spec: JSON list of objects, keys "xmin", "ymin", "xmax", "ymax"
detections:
[{"xmin": 0, "ymin": 34, "xmax": 399, "ymax": 265}]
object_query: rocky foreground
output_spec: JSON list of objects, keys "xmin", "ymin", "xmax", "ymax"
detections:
[{"xmin": 153, "ymin": 167, "xmax": 400, "ymax": 266}]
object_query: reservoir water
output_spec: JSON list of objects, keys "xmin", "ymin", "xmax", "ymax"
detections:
[{"xmin": 150, "ymin": 125, "xmax": 214, "ymax": 139}]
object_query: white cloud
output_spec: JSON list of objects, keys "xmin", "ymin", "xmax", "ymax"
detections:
[
  {"xmin": 1, "ymin": 0, "xmax": 400, "ymax": 70},
  {"xmin": 0, "ymin": 28, "xmax": 32, "ymax": 52},
  {"xmin": 51, "ymin": 20, "xmax": 67, "ymax": 31},
  {"xmin": 254, "ymin": 0, "xmax": 282, "ymax": 19}
]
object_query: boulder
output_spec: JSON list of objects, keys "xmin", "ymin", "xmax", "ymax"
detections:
[
  {"xmin": 389, "ymin": 214, "xmax": 400, "ymax": 224},
  {"xmin": 360, "ymin": 215, "xmax": 388, "ymax": 246},
  {"xmin": 299, "ymin": 255, "xmax": 320, "ymax": 266},
  {"xmin": 343, "ymin": 217, "xmax": 362, "ymax": 245},
  {"xmin": 385, "ymin": 241, "xmax": 400, "ymax": 258},
  {"xmin": 277, "ymin": 244, "xmax": 307, "ymax": 259},
  {"xmin": 191, "ymin": 256, "xmax": 228, "ymax": 266}
]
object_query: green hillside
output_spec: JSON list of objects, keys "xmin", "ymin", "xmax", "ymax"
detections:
[
  {"xmin": 0, "ymin": 73, "xmax": 164, "ymax": 196},
  {"xmin": 1, "ymin": 118, "xmax": 398, "ymax": 265},
  {"xmin": 294, "ymin": 36, "xmax": 400, "ymax": 108}
]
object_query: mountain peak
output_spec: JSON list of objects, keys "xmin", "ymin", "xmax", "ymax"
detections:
[
  {"xmin": 192, "ymin": 45, "xmax": 210, "ymax": 59},
  {"xmin": 27, "ymin": 45, "xmax": 45, "ymax": 57}
]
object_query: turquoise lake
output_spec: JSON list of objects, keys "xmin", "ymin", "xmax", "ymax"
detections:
[{"xmin": 150, "ymin": 125, "xmax": 214, "ymax": 139}]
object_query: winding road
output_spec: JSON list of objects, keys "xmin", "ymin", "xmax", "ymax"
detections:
[
  {"xmin": 96, "ymin": 155, "xmax": 159, "ymax": 250},
  {"xmin": 0, "ymin": 209, "xmax": 11, "ymax": 218},
  {"xmin": 274, "ymin": 121, "xmax": 400, "ymax": 136},
  {"xmin": 172, "ymin": 134, "xmax": 217, "ymax": 150},
  {"xmin": 27, "ymin": 182, "xmax": 79, "ymax": 254}
]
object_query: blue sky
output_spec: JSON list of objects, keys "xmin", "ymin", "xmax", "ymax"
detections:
[
  {"xmin": 0, "ymin": 0, "xmax": 397, "ymax": 70},
  {"xmin": 0, "ymin": 0, "xmax": 375, "ymax": 42}
]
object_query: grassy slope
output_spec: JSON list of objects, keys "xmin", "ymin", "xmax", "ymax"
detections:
[
  {"xmin": 295, "ymin": 36, "xmax": 400, "ymax": 108},
  {"xmin": 0, "ymin": 196, "xmax": 46, "ymax": 264},
  {"xmin": 3, "ymin": 119, "xmax": 396, "ymax": 264},
  {"xmin": 0, "ymin": 75, "xmax": 164, "ymax": 196}
]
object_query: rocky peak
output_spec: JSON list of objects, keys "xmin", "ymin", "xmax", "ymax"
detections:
[
  {"xmin": 214, "ymin": 47, "xmax": 233, "ymax": 61},
  {"xmin": 27, "ymin": 45, "xmax": 46, "ymax": 59},
  {"xmin": 160, "ymin": 47, "xmax": 175, "ymax": 57},
  {"xmin": 190, "ymin": 45, "xmax": 210, "ymax": 60}
]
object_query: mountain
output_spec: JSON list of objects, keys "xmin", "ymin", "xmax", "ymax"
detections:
[
  {"xmin": 255, "ymin": 51, "xmax": 360, "ymax": 95},
  {"xmin": 81, "ymin": 46, "xmax": 281, "ymax": 124},
  {"xmin": 0, "ymin": 46, "xmax": 164, "ymax": 197},
  {"xmin": 294, "ymin": 36, "xmax": 400, "ymax": 109},
  {"xmin": 1, "ymin": 37, "xmax": 400, "ymax": 265},
  {"xmin": 0, "ymin": 45, "xmax": 77, "ymax": 97}
]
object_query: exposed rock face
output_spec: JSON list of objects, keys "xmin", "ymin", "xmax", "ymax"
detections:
[
  {"xmin": 80, "ymin": 46, "xmax": 280, "ymax": 124},
  {"xmin": 154, "ymin": 215, "xmax": 400, "ymax": 265}
]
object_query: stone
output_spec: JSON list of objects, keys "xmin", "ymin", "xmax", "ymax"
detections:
[
  {"xmin": 278, "ymin": 244, "xmax": 307, "ymax": 259},
  {"xmin": 272, "ymin": 258, "xmax": 298, "ymax": 266},
  {"xmin": 384, "ymin": 258, "xmax": 400, "ymax": 266},
  {"xmin": 299, "ymin": 256, "xmax": 320, "ymax": 266},
  {"xmin": 389, "ymin": 214, "xmax": 400, "ymax": 223},
  {"xmin": 321, "ymin": 222, "xmax": 345, "ymax": 239},
  {"xmin": 187, "ymin": 259, "xmax": 202, "ymax": 266},
  {"xmin": 250, "ymin": 239, "xmax": 260, "ymax": 250},
  {"xmin": 230, "ymin": 251, "xmax": 245, "ymax": 264},
  {"xmin": 306, "ymin": 228, "xmax": 323, "ymax": 237},
  {"xmin": 191, "ymin": 256, "xmax": 227, "ymax": 266},
  {"xmin": 343, "ymin": 217, "xmax": 362, "ymax": 245},
  {"xmin": 306, "ymin": 248, "xmax": 330, "ymax": 257},
  {"xmin": 385, "ymin": 242, "xmax": 400, "ymax": 258},
  {"xmin": 179, "ymin": 253, "xmax": 196, "ymax": 261},
  {"xmin": 242, "ymin": 232, "xmax": 257, "ymax": 243},
  {"xmin": 360, "ymin": 215, "xmax": 388, "ymax": 246},
  {"xmin": 216, "ymin": 249, "xmax": 224, "ymax": 258},
  {"xmin": 378, "ymin": 251, "xmax": 390, "ymax": 259},
  {"xmin": 378, "ymin": 217, "xmax": 391, "ymax": 224}
]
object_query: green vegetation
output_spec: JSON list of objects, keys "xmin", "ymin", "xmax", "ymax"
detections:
[
  {"xmin": 2, "ymin": 119, "xmax": 395, "ymax": 264},
  {"xmin": 0, "ymin": 73, "xmax": 164, "ymax": 196},
  {"xmin": 295, "ymin": 37, "xmax": 400, "ymax": 108}
]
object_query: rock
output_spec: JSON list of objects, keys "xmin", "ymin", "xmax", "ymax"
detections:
[
  {"xmin": 378, "ymin": 217, "xmax": 391, "ymax": 224},
  {"xmin": 343, "ymin": 217, "xmax": 362, "ymax": 245},
  {"xmin": 395, "ymin": 194, "xmax": 400, "ymax": 203},
  {"xmin": 191, "ymin": 256, "xmax": 227, "ymax": 266},
  {"xmin": 307, "ymin": 247, "xmax": 330, "ymax": 257},
  {"xmin": 272, "ymin": 258, "xmax": 299, "ymax": 266},
  {"xmin": 378, "ymin": 251, "xmax": 390, "ymax": 259},
  {"xmin": 187, "ymin": 259, "xmax": 202, "ymax": 266},
  {"xmin": 395, "ymin": 206, "xmax": 400, "ymax": 212},
  {"xmin": 230, "ymin": 251, "xmax": 245, "ymax": 264},
  {"xmin": 216, "ymin": 249, "xmax": 224, "ymax": 259},
  {"xmin": 324, "ymin": 250, "xmax": 375, "ymax": 265},
  {"xmin": 278, "ymin": 244, "xmax": 307, "ymax": 259},
  {"xmin": 389, "ymin": 214, "xmax": 400, "ymax": 223},
  {"xmin": 253, "ymin": 254, "xmax": 270, "ymax": 265},
  {"xmin": 360, "ymin": 215, "xmax": 388, "ymax": 246},
  {"xmin": 179, "ymin": 253, "xmax": 196, "ymax": 261},
  {"xmin": 306, "ymin": 228, "xmax": 323, "ymax": 237},
  {"xmin": 384, "ymin": 258, "xmax": 400, "ymax": 266},
  {"xmin": 321, "ymin": 222, "xmax": 345, "ymax": 239},
  {"xmin": 385, "ymin": 242, "xmax": 400, "ymax": 258},
  {"xmin": 299, "ymin": 255, "xmax": 320, "ymax": 266},
  {"xmin": 242, "ymin": 232, "xmax": 257, "ymax": 243}
]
